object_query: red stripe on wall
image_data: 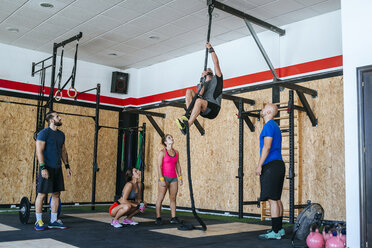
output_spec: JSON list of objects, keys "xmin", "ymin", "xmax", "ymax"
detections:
[{"xmin": 0, "ymin": 55, "xmax": 342, "ymax": 107}]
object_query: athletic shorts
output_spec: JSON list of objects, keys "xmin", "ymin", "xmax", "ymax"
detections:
[
  {"xmin": 260, "ymin": 160, "xmax": 285, "ymax": 201},
  {"xmin": 158, "ymin": 176, "xmax": 178, "ymax": 183},
  {"xmin": 109, "ymin": 201, "xmax": 120, "ymax": 215},
  {"xmin": 37, "ymin": 166, "xmax": 65, "ymax": 194},
  {"xmin": 201, "ymin": 101, "xmax": 220, "ymax": 119}
]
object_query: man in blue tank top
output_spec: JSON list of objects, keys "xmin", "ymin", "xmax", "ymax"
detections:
[
  {"xmin": 256, "ymin": 103, "xmax": 285, "ymax": 240},
  {"xmin": 176, "ymin": 42, "xmax": 223, "ymax": 134},
  {"xmin": 34, "ymin": 111, "xmax": 72, "ymax": 231}
]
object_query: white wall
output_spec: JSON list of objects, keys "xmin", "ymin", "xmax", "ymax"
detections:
[
  {"xmin": 136, "ymin": 10, "xmax": 342, "ymax": 99},
  {"xmin": 0, "ymin": 43, "xmax": 135, "ymax": 107},
  {"xmin": 0, "ymin": 10, "xmax": 342, "ymax": 107},
  {"xmin": 341, "ymin": 0, "xmax": 372, "ymax": 247}
]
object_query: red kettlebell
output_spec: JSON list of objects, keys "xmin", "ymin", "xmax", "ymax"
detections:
[
  {"xmin": 322, "ymin": 225, "xmax": 332, "ymax": 243},
  {"xmin": 326, "ymin": 229, "xmax": 345, "ymax": 248},
  {"xmin": 306, "ymin": 224, "xmax": 325, "ymax": 248}
]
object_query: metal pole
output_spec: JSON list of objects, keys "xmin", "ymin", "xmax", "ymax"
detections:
[
  {"xmin": 48, "ymin": 44, "xmax": 58, "ymax": 111},
  {"xmin": 245, "ymin": 20, "xmax": 279, "ymax": 81},
  {"xmin": 238, "ymin": 99, "xmax": 244, "ymax": 218},
  {"xmin": 288, "ymin": 90, "xmax": 295, "ymax": 223},
  {"xmin": 91, "ymin": 84, "xmax": 100, "ymax": 210},
  {"xmin": 212, "ymin": 0, "xmax": 285, "ymax": 36}
]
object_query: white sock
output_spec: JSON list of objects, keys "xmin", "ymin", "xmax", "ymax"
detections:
[
  {"xmin": 51, "ymin": 213, "xmax": 58, "ymax": 223},
  {"xmin": 36, "ymin": 213, "xmax": 42, "ymax": 222}
]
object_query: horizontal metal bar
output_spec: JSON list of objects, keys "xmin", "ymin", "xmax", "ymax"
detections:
[
  {"xmin": 122, "ymin": 108, "xmax": 166, "ymax": 118},
  {"xmin": 0, "ymin": 99, "xmax": 38, "ymax": 107},
  {"xmin": 99, "ymin": 125, "xmax": 143, "ymax": 131},
  {"xmin": 241, "ymin": 112, "xmax": 260, "ymax": 118},
  {"xmin": 213, "ymin": 0, "xmax": 285, "ymax": 36},
  {"xmin": 58, "ymin": 111, "xmax": 95, "ymax": 119},
  {"xmin": 243, "ymin": 109, "xmax": 260, "ymax": 113},
  {"xmin": 223, "ymin": 69, "xmax": 342, "ymax": 96},
  {"xmin": 294, "ymin": 203, "xmax": 310, "ymax": 209},
  {"xmin": 242, "ymin": 201, "xmax": 260, "ymax": 205},
  {"xmin": 32, "ymin": 56, "xmax": 53, "ymax": 67},
  {"xmin": 222, "ymin": 93, "xmax": 255, "ymax": 105},
  {"xmin": 278, "ymin": 81, "xmax": 317, "ymax": 97},
  {"xmin": 32, "ymin": 64, "xmax": 53, "ymax": 76},
  {"xmin": 75, "ymin": 87, "xmax": 97, "ymax": 98},
  {"xmin": 161, "ymin": 100, "xmax": 186, "ymax": 108},
  {"xmin": 55, "ymin": 32, "xmax": 82, "ymax": 49}
]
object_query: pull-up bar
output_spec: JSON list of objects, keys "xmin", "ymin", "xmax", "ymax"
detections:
[{"xmin": 210, "ymin": 0, "xmax": 285, "ymax": 36}]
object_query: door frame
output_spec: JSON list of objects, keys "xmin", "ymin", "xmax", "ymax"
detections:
[{"xmin": 357, "ymin": 65, "xmax": 372, "ymax": 248}]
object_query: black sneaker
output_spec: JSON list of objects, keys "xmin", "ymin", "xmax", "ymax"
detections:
[
  {"xmin": 155, "ymin": 217, "xmax": 162, "ymax": 225},
  {"xmin": 170, "ymin": 217, "xmax": 180, "ymax": 224}
]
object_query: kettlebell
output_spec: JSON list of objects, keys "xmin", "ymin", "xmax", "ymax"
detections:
[{"xmin": 306, "ymin": 224, "xmax": 325, "ymax": 248}]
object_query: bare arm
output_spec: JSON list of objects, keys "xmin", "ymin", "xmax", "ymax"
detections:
[
  {"xmin": 175, "ymin": 150, "xmax": 182, "ymax": 178},
  {"xmin": 206, "ymin": 42, "xmax": 222, "ymax": 77},
  {"xmin": 157, "ymin": 150, "xmax": 164, "ymax": 179},
  {"xmin": 61, "ymin": 143, "xmax": 72, "ymax": 177},
  {"xmin": 175, "ymin": 150, "xmax": 183, "ymax": 186},
  {"xmin": 36, "ymin": 140, "xmax": 49, "ymax": 179},
  {"xmin": 157, "ymin": 150, "xmax": 166, "ymax": 187},
  {"xmin": 36, "ymin": 140, "xmax": 46, "ymax": 164},
  {"xmin": 61, "ymin": 144, "xmax": 69, "ymax": 165},
  {"xmin": 137, "ymin": 183, "xmax": 143, "ymax": 203}
]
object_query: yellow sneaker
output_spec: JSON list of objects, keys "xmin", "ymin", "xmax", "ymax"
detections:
[
  {"xmin": 34, "ymin": 219, "xmax": 45, "ymax": 231},
  {"xmin": 176, "ymin": 119, "xmax": 186, "ymax": 135}
]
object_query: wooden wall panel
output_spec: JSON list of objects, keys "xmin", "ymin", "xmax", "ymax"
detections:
[{"xmin": 139, "ymin": 76, "xmax": 345, "ymax": 220}]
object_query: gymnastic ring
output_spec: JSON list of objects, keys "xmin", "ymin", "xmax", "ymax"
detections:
[
  {"xmin": 54, "ymin": 90, "xmax": 62, "ymax": 101},
  {"xmin": 67, "ymin": 87, "xmax": 77, "ymax": 98}
]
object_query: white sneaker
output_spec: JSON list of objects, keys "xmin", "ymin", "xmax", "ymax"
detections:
[
  {"xmin": 123, "ymin": 218, "xmax": 138, "ymax": 225},
  {"xmin": 111, "ymin": 220, "xmax": 123, "ymax": 228}
]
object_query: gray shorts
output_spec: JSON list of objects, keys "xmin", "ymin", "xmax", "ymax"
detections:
[{"xmin": 158, "ymin": 176, "xmax": 178, "ymax": 183}]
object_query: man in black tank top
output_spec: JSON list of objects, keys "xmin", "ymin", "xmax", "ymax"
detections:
[{"xmin": 176, "ymin": 42, "xmax": 223, "ymax": 135}]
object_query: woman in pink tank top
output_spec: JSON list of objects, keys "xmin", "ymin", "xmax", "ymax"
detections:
[{"xmin": 155, "ymin": 134, "xmax": 183, "ymax": 225}]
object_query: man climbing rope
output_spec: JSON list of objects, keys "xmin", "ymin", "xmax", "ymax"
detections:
[{"xmin": 176, "ymin": 42, "xmax": 223, "ymax": 135}]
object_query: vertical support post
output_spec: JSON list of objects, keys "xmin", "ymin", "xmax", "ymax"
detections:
[
  {"xmin": 91, "ymin": 84, "xmax": 100, "ymax": 210},
  {"xmin": 272, "ymin": 86, "xmax": 281, "ymax": 125},
  {"xmin": 140, "ymin": 123, "xmax": 146, "ymax": 201},
  {"xmin": 238, "ymin": 99, "xmax": 244, "ymax": 218},
  {"xmin": 288, "ymin": 90, "xmax": 295, "ymax": 223},
  {"xmin": 48, "ymin": 44, "xmax": 58, "ymax": 111}
]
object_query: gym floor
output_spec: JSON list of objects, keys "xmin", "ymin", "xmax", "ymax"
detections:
[{"xmin": 0, "ymin": 207, "xmax": 306, "ymax": 248}]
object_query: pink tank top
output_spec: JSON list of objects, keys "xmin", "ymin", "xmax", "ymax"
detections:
[{"xmin": 162, "ymin": 148, "xmax": 177, "ymax": 177}]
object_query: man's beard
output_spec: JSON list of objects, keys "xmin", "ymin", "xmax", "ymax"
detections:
[{"xmin": 54, "ymin": 121, "xmax": 62, "ymax": 126}]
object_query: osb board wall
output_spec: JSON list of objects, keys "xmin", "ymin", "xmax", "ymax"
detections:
[
  {"xmin": 140, "ymin": 76, "xmax": 345, "ymax": 221},
  {"xmin": 0, "ymin": 96, "xmax": 36, "ymax": 204},
  {"xmin": 0, "ymin": 96, "xmax": 118, "ymax": 204}
]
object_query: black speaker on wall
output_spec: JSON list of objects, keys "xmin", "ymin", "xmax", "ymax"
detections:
[{"xmin": 111, "ymin": 71, "xmax": 129, "ymax": 94}]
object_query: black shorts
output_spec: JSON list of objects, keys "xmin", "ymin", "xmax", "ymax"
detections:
[
  {"xmin": 260, "ymin": 160, "xmax": 285, "ymax": 201},
  {"xmin": 37, "ymin": 166, "xmax": 65, "ymax": 194},
  {"xmin": 201, "ymin": 101, "xmax": 220, "ymax": 119}
]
